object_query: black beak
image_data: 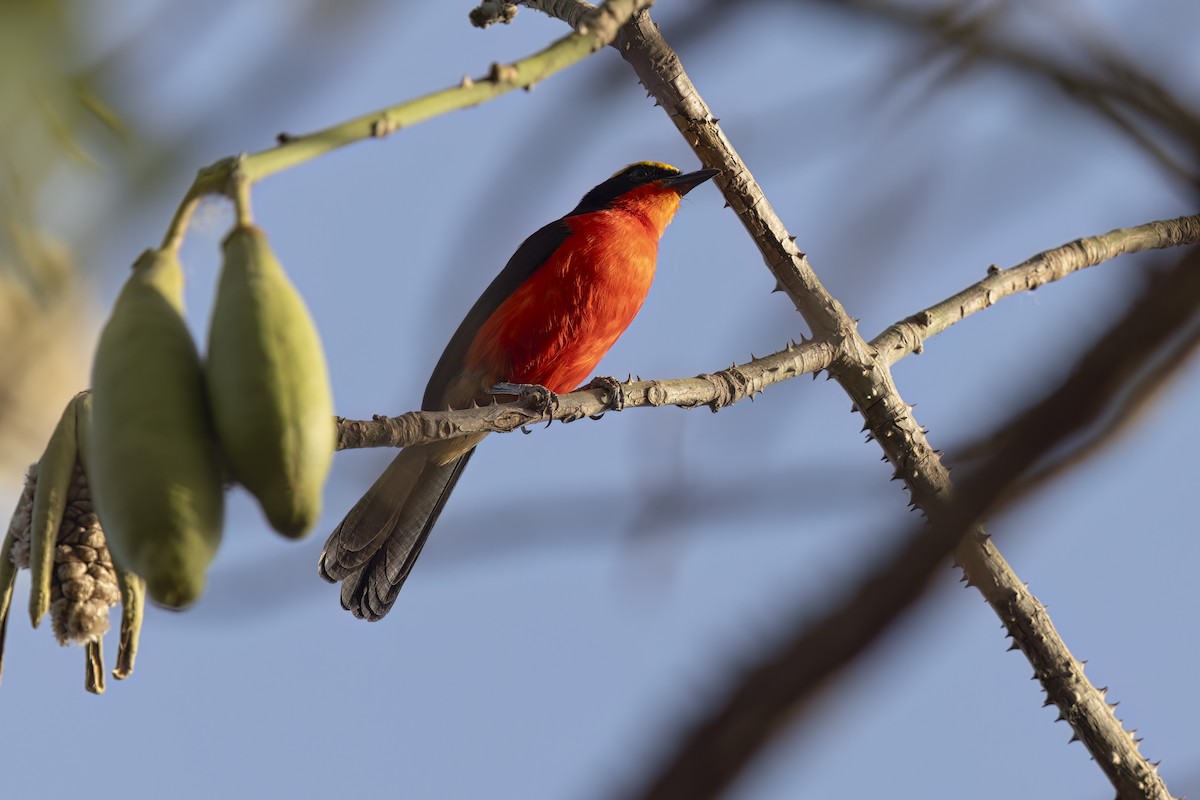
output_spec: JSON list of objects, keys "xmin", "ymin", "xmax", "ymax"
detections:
[{"xmin": 663, "ymin": 168, "xmax": 719, "ymax": 196}]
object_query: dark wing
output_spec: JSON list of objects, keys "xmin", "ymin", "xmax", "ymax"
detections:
[{"xmin": 422, "ymin": 218, "xmax": 571, "ymax": 410}]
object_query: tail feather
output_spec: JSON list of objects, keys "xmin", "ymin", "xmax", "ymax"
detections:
[
  {"xmin": 322, "ymin": 446, "xmax": 475, "ymax": 621},
  {"xmin": 318, "ymin": 447, "xmax": 428, "ymax": 582}
]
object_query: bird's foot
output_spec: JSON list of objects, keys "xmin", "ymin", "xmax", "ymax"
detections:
[
  {"xmin": 587, "ymin": 375, "xmax": 627, "ymax": 413},
  {"xmin": 487, "ymin": 382, "xmax": 560, "ymax": 416}
]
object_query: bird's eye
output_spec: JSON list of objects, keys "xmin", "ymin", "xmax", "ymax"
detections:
[{"xmin": 628, "ymin": 166, "xmax": 649, "ymax": 180}]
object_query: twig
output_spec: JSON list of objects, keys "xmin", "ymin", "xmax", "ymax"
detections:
[
  {"xmin": 336, "ymin": 339, "xmax": 836, "ymax": 450},
  {"xmin": 972, "ymin": 250, "xmax": 1200, "ymax": 512},
  {"xmin": 872, "ymin": 214, "xmax": 1200, "ymax": 364}
]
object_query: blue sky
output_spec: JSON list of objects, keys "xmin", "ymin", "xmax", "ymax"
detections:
[{"xmin": 2, "ymin": 2, "xmax": 1199, "ymax": 798}]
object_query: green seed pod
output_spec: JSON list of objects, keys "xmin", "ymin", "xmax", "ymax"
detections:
[
  {"xmin": 89, "ymin": 249, "xmax": 224, "ymax": 609},
  {"xmin": 206, "ymin": 224, "xmax": 334, "ymax": 539}
]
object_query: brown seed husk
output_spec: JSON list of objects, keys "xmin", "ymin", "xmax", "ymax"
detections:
[{"xmin": 48, "ymin": 463, "xmax": 120, "ymax": 645}]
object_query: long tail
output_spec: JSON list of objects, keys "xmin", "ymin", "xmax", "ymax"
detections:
[{"xmin": 319, "ymin": 444, "xmax": 475, "ymax": 620}]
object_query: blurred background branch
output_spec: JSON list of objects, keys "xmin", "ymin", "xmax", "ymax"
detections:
[{"xmin": 812, "ymin": 0, "xmax": 1200, "ymax": 192}]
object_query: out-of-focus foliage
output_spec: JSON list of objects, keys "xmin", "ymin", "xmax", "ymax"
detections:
[{"xmin": 0, "ymin": 0, "xmax": 107, "ymax": 475}]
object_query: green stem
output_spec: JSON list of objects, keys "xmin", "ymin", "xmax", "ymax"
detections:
[
  {"xmin": 157, "ymin": 0, "xmax": 630, "ymax": 251},
  {"xmin": 230, "ymin": 158, "xmax": 254, "ymax": 228},
  {"xmin": 238, "ymin": 29, "xmax": 602, "ymax": 183},
  {"xmin": 160, "ymin": 159, "xmax": 233, "ymax": 252}
]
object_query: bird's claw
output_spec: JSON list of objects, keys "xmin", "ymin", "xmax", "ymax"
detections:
[
  {"xmin": 488, "ymin": 382, "xmax": 560, "ymax": 419},
  {"xmin": 587, "ymin": 375, "xmax": 627, "ymax": 413}
]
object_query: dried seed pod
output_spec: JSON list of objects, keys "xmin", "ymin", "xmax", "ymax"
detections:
[
  {"xmin": 2, "ymin": 448, "xmax": 142, "ymax": 692},
  {"xmin": 48, "ymin": 463, "xmax": 120, "ymax": 648},
  {"xmin": 2, "ymin": 460, "xmax": 123, "ymax": 692}
]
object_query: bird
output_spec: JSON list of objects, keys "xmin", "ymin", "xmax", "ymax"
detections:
[{"xmin": 319, "ymin": 161, "xmax": 719, "ymax": 620}]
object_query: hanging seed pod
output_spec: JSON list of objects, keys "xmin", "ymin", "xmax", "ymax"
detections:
[
  {"xmin": 89, "ymin": 248, "xmax": 225, "ymax": 609},
  {"xmin": 1, "ymin": 391, "xmax": 151, "ymax": 691},
  {"xmin": 206, "ymin": 224, "xmax": 334, "ymax": 539},
  {"xmin": 2, "ymin": 456, "xmax": 123, "ymax": 693}
]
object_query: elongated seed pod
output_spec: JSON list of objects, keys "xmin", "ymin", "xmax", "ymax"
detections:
[
  {"xmin": 206, "ymin": 224, "xmax": 334, "ymax": 538},
  {"xmin": 28, "ymin": 396, "xmax": 78, "ymax": 627},
  {"xmin": 89, "ymin": 249, "xmax": 224, "ymax": 609}
]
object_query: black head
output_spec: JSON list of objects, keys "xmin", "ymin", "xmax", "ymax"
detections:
[{"xmin": 570, "ymin": 162, "xmax": 718, "ymax": 216}]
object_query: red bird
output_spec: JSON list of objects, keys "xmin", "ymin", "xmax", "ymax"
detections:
[{"xmin": 319, "ymin": 161, "xmax": 718, "ymax": 620}]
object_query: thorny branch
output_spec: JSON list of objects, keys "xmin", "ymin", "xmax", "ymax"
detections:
[
  {"xmin": 872, "ymin": 214, "xmax": 1200, "ymax": 364},
  {"xmin": 336, "ymin": 213, "xmax": 1200, "ymax": 450},
  {"xmin": 629, "ymin": 244, "xmax": 1200, "ymax": 800},
  {"xmin": 336, "ymin": 340, "xmax": 836, "ymax": 450},
  {"xmin": 475, "ymin": 2, "xmax": 1183, "ymax": 798}
]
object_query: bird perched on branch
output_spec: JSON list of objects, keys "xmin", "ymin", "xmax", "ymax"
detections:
[{"xmin": 319, "ymin": 161, "xmax": 719, "ymax": 620}]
